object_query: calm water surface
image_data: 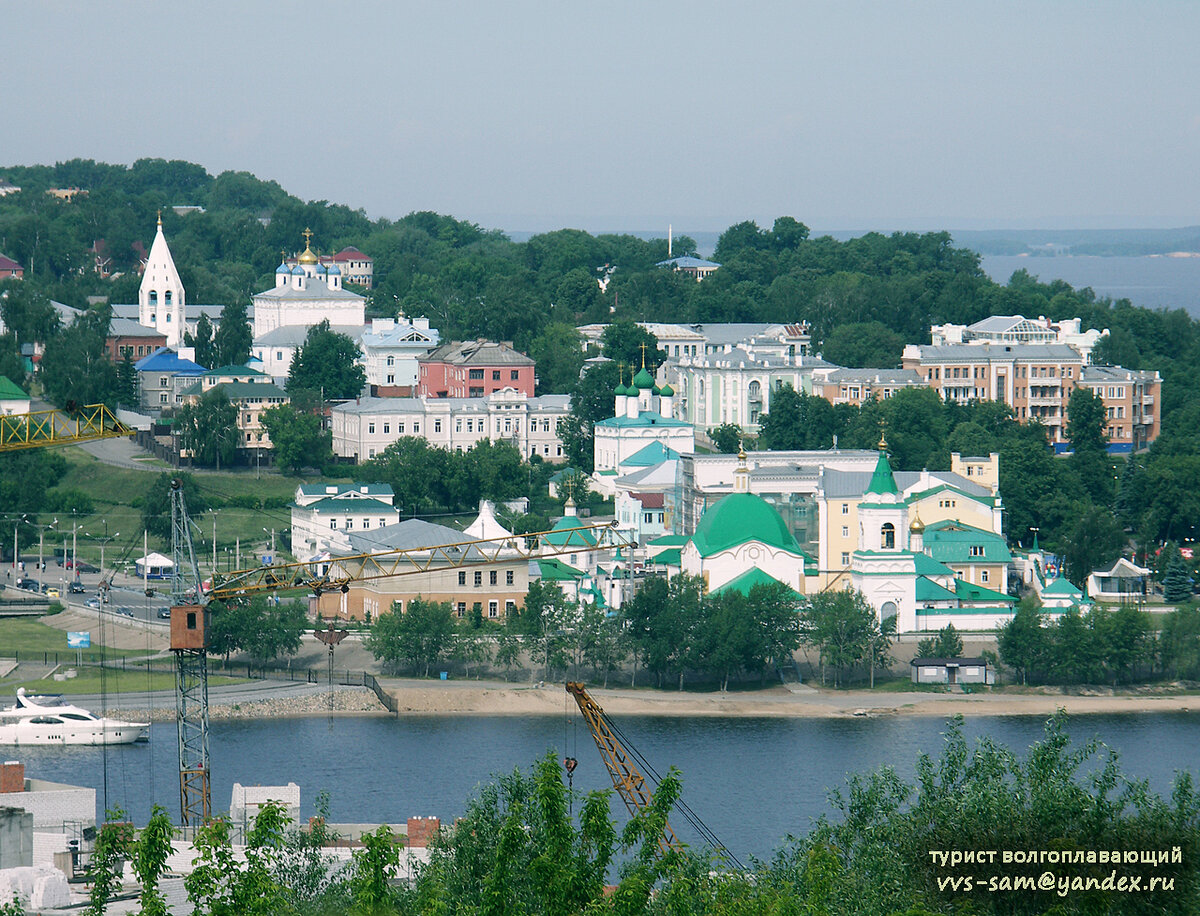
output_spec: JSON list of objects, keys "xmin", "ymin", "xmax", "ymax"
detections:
[{"xmin": 16, "ymin": 712, "xmax": 1200, "ymax": 862}]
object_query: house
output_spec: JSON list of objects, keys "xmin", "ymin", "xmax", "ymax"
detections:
[
  {"xmin": 811, "ymin": 367, "xmax": 926, "ymax": 406},
  {"xmin": 656, "ymin": 256, "xmax": 721, "ymax": 281},
  {"xmin": 133, "ymin": 347, "xmax": 206, "ymax": 410},
  {"xmin": 180, "ymin": 365, "xmax": 289, "ymax": 453},
  {"xmin": 359, "ymin": 316, "xmax": 440, "ymax": 396},
  {"xmin": 253, "ymin": 233, "xmax": 365, "ymax": 340},
  {"xmin": 910, "ymin": 657, "xmax": 994, "ymax": 685},
  {"xmin": 1086, "ymin": 558, "xmax": 1152, "ymax": 602},
  {"xmin": 0, "ymin": 376, "xmax": 30, "ymax": 415},
  {"xmin": 314, "ymin": 515, "xmax": 529, "ymax": 622},
  {"xmin": 291, "ymin": 482, "xmax": 400, "ymax": 556},
  {"xmin": 0, "ymin": 254, "xmax": 23, "ymax": 280},
  {"xmin": 283, "ymin": 246, "xmax": 374, "ymax": 289},
  {"xmin": 417, "ymin": 339, "xmax": 536, "ymax": 398},
  {"xmin": 1077, "ymin": 364, "xmax": 1161, "ymax": 453},
  {"xmin": 330, "ymin": 391, "xmax": 570, "ymax": 463},
  {"xmin": 106, "ymin": 317, "xmax": 167, "ymax": 362},
  {"xmin": 592, "ymin": 367, "xmax": 693, "ymax": 488}
]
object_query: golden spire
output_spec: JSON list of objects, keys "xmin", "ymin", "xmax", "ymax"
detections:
[
  {"xmin": 640, "ymin": 342, "xmax": 648, "ymax": 368},
  {"xmin": 156, "ymin": 209, "xmax": 162, "ymax": 227}
]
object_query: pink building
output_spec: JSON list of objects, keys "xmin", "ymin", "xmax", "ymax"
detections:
[{"xmin": 418, "ymin": 339, "xmax": 536, "ymax": 398}]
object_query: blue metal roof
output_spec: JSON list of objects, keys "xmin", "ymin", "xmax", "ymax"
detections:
[{"xmin": 134, "ymin": 347, "xmax": 207, "ymax": 374}]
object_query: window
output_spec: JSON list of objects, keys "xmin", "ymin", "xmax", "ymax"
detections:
[
  {"xmin": 456, "ymin": 602, "xmax": 466, "ymax": 617},
  {"xmin": 329, "ymin": 520, "xmax": 337, "ymax": 529},
  {"xmin": 645, "ymin": 512, "xmax": 654, "ymax": 524},
  {"xmin": 841, "ymin": 552, "xmax": 850, "ymax": 566},
  {"xmin": 160, "ymin": 393, "xmax": 168, "ymax": 403},
  {"xmin": 841, "ymin": 526, "xmax": 849, "ymax": 538},
  {"xmin": 383, "ymin": 423, "xmax": 390, "ymax": 434},
  {"xmin": 345, "ymin": 519, "xmax": 353, "ymax": 530},
  {"xmin": 474, "ymin": 571, "xmax": 482, "ymax": 587},
  {"xmin": 362, "ymin": 519, "xmax": 371, "ymax": 529},
  {"xmin": 368, "ymin": 423, "xmax": 375, "ymax": 434},
  {"xmin": 506, "ymin": 570, "xmax": 514, "ymax": 586},
  {"xmin": 386, "ymin": 356, "xmax": 394, "ymax": 367},
  {"xmin": 842, "ymin": 503, "xmax": 849, "ymax": 515},
  {"xmin": 969, "ymin": 545, "xmax": 985, "ymax": 557},
  {"xmin": 386, "ymin": 374, "xmax": 394, "ymax": 384},
  {"xmin": 505, "ymin": 600, "xmax": 516, "ymax": 616},
  {"xmin": 397, "ymin": 423, "xmax": 404, "ymax": 433},
  {"xmin": 488, "ymin": 600, "xmax": 499, "ymax": 618},
  {"xmin": 469, "ymin": 387, "xmax": 483, "ymax": 397},
  {"xmin": 458, "ymin": 571, "xmax": 466, "ymax": 586},
  {"xmin": 413, "ymin": 422, "xmax": 419, "ymax": 433},
  {"xmin": 469, "ymin": 369, "xmax": 484, "ymax": 380},
  {"xmin": 881, "ymin": 523, "xmax": 895, "ymax": 549},
  {"xmin": 981, "ymin": 570, "xmax": 989, "ymax": 583},
  {"xmin": 489, "ymin": 570, "xmax": 497, "ymax": 585},
  {"xmin": 492, "ymin": 370, "xmax": 501, "ymax": 381},
  {"xmin": 511, "ymin": 370, "xmax": 519, "ymax": 380}
]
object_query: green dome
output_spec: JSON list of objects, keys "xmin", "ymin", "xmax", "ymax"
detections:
[
  {"xmin": 689, "ymin": 493, "xmax": 801, "ymax": 558},
  {"xmin": 614, "ymin": 382, "xmax": 629, "ymax": 396},
  {"xmin": 652, "ymin": 384, "xmax": 663, "ymax": 396},
  {"xmin": 660, "ymin": 383, "xmax": 675, "ymax": 396},
  {"xmin": 632, "ymin": 366, "xmax": 655, "ymax": 389}
]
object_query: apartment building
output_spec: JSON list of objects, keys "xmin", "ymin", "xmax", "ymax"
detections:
[
  {"xmin": 418, "ymin": 340, "xmax": 536, "ymax": 398},
  {"xmin": 1078, "ymin": 365, "xmax": 1162, "ymax": 453}
]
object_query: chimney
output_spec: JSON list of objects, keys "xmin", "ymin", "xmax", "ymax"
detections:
[
  {"xmin": 1, "ymin": 761, "xmax": 25, "ymax": 793},
  {"xmin": 407, "ymin": 816, "xmax": 440, "ymax": 847}
]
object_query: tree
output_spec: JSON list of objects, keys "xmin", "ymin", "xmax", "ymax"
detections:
[
  {"xmin": 132, "ymin": 805, "xmax": 175, "ymax": 916},
  {"xmin": 1066, "ymin": 386, "xmax": 1113, "ymax": 504},
  {"xmin": 176, "ymin": 388, "xmax": 239, "ymax": 468},
  {"xmin": 185, "ymin": 312, "xmax": 216, "ymax": 368},
  {"xmin": 115, "ymin": 352, "xmax": 139, "ymax": 405},
  {"xmin": 622, "ymin": 575, "xmax": 703, "ymax": 689},
  {"xmin": 40, "ymin": 307, "xmax": 119, "ymax": 408},
  {"xmin": 287, "ymin": 319, "xmax": 366, "ymax": 400},
  {"xmin": 260, "ymin": 404, "xmax": 331, "ymax": 474},
  {"xmin": 1163, "ymin": 551, "xmax": 1194, "ymax": 604},
  {"xmin": 512, "ymin": 580, "xmax": 574, "ymax": 679},
  {"xmin": 819, "ymin": 321, "xmax": 906, "ymax": 369},
  {"xmin": 601, "ymin": 320, "xmax": 664, "ymax": 373},
  {"xmin": 211, "ymin": 298, "xmax": 251, "ymax": 368},
  {"xmin": 799, "ymin": 589, "xmax": 876, "ymax": 687},
  {"xmin": 185, "ymin": 801, "xmax": 292, "ymax": 916},
  {"xmin": 366, "ymin": 598, "xmax": 456, "ymax": 676},
  {"xmin": 560, "ymin": 360, "xmax": 619, "ymax": 472},
  {"xmin": 0, "ymin": 332, "xmax": 25, "ymax": 388},
  {"xmin": 1161, "ymin": 605, "xmax": 1200, "ymax": 678},
  {"xmin": 84, "ymin": 809, "xmax": 134, "ymax": 916},
  {"xmin": 708, "ymin": 422, "xmax": 744, "ymax": 454},
  {"xmin": 139, "ymin": 472, "xmax": 206, "ymax": 540},
  {"xmin": 527, "ymin": 322, "xmax": 584, "ymax": 394},
  {"xmin": 865, "ymin": 614, "xmax": 897, "ymax": 688},
  {"xmin": 758, "ymin": 385, "xmax": 836, "ymax": 451},
  {"xmin": 998, "ymin": 596, "xmax": 1047, "ymax": 685},
  {"xmin": 208, "ymin": 597, "xmax": 307, "ymax": 663}
]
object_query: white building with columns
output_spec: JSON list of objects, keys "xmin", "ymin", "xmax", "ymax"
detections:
[
  {"xmin": 593, "ymin": 366, "xmax": 694, "ymax": 492},
  {"xmin": 252, "ymin": 231, "xmax": 366, "ymax": 340}
]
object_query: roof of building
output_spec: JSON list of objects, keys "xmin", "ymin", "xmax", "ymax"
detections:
[
  {"xmin": 421, "ymin": 339, "xmax": 533, "ymax": 367},
  {"xmin": 913, "ymin": 552, "xmax": 955, "ymax": 577},
  {"xmin": 203, "ymin": 365, "xmax": 269, "ymax": 379},
  {"xmin": 822, "ymin": 368, "xmax": 924, "ymax": 385},
  {"xmin": 631, "ymin": 366, "xmax": 655, "ymax": 389},
  {"xmin": 359, "ymin": 322, "xmax": 439, "ymax": 348},
  {"xmin": 254, "ymin": 324, "xmax": 364, "ymax": 347},
  {"xmin": 111, "ymin": 303, "xmax": 237, "ymax": 322},
  {"xmin": 343, "ymin": 518, "xmax": 482, "ymax": 558},
  {"xmin": 595, "ymin": 412, "xmax": 692, "ymax": 430},
  {"xmin": 109, "ymin": 317, "xmax": 165, "ymax": 338},
  {"xmin": 0, "ymin": 376, "xmax": 28, "ymax": 399},
  {"xmin": 537, "ymin": 557, "xmax": 586, "ymax": 581},
  {"xmin": 656, "ymin": 256, "xmax": 721, "ymax": 270},
  {"xmin": 301, "ymin": 496, "xmax": 398, "ymax": 515},
  {"xmin": 543, "ymin": 515, "xmax": 599, "ymax": 548},
  {"xmin": 623, "ymin": 441, "xmax": 681, "ymax": 468},
  {"xmin": 253, "ymin": 279, "xmax": 365, "ymax": 302},
  {"xmin": 1080, "ymin": 365, "xmax": 1161, "ymax": 384},
  {"xmin": 865, "ymin": 452, "xmax": 899, "ymax": 496},
  {"xmin": 689, "ymin": 492, "xmax": 803, "ymax": 558},
  {"xmin": 710, "ymin": 567, "xmax": 800, "ymax": 599},
  {"xmin": 650, "ymin": 548, "xmax": 682, "ymax": 566},
  {"xmin": 648, "ymin": 534, "xmax": 688, "ymax": 547},
  {"xmin": 297, "ymin": 482, "xmax": 394, "ymax": 499},
  {"xmin": 134, "ymin": 348, "xmax": 206, "ymax": 374},
  {"xmin": 181, "ymin": 379, "xmax": 287, "ymax": 400},
  {"xmin": 331, "ymin": 393, "xmax": 570, "ymax": 416},
  {"xmin": 922, "ymin": 520, "xmax": 1013, "ymax": 564},
  {"xmin": 907, "ymin": 342, "xmax": 1082, "ymax": 362},
  {"xmin": 954, "ymin": 579, "xmax": 1016, "ymax": 604},
  {"xmin": 627, "ymin": 492, "xmax": 665, "ymax": 509},
  {"xmin": 909, "ymin": 656, "xmax": 991, "ymax": 667},
  {"xmin": 333, "ymin": 247, "xmax": 371, "ymax": 262},
  {"xmin": 0, "ymin": 254, "xmax": 22, "ymax": 272},
  {"xmin": 1042, "ymin": 576, "xmax": 1083, "ymax": 596},
  {"xmin": 915, "ymin": 577, "xmax": 960, "ymax": 603}
]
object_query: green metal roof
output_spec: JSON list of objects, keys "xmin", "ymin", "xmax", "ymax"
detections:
[
  {"xmin": 595, "ymin": 413, "xmax": 692, "ymax": 429},
  {"xmin": 1042, "ymin": 576, "xmax": 1083, "ymax": 596},
  {"xmin": 923, "ymin": 520, "xmax": 1012, "ymax": 564},
  {"xmin": 865, "ymin": 451, "xmax": 899, "ymax": 496},
  {"xmin": 0, "ymin": 376, "xmax": 28, "ymax": 399},
  {"xmin": 711, "ymin": 567, "xmax": 801, "ymax": 599},
  {"xmin": 650, "ymin": 548, "xmax": 682, "ymax": 566},
  {"xmin": 632, "ymin": 366, "xmax": 655, "ymax": 389},
  {"xmin": 304, "ymin": 496, "xmax": 396, "ymax": 514},
  {"xmin": 913, "ymin": 552, "xmax": 955, "ymax": 577},
  {"xmin": 690, "ymin": 493, "xmax": 803, "ymax": 559},
  {"xmin": 954, "ymin": 579, "xmax": 1016, "ymax": 604},
  {"xmin": 537, "ymin": 558, "xmax": 585, "ymax": 581},
  {"xmin": 915, "ymin": 577, "xmax": 959, "ymax": 602},
  {"xmin": 649, "ymin": 534, "xmax": 688, "ymax": 547},
  {"xmin": 543, "ymin": 516, "xmax": 598, "ymax": 548},
  {"xmin": 623, "ymin": 441, "xmax": 681, "ymax": 467}
]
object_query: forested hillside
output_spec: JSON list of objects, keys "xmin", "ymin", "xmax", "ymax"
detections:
[{"xmin": 2, "ymin": 158, "xmax": 1199, "ymax": 574}]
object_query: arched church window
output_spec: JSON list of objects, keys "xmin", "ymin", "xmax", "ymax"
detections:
[
  {"xmin": 149, "ymin": 291, "xmax": 157, "ymax": 305},
  {"xmin": 386, "ymin": 356, "xmax": 394, "ymax": 367},
  {"xmin": 880, "ymin": 601, "xmax": 897, "ymax": 620},
  {"xmin": 165, "ymin": 291, "xmax": 172, "ymax": 305},
  {"xmin": 748, "ymin": 380, "xmax": 761, "ymax": 399},
  {"xmin": 881, "ymin": 522, "xmax": 895, "ymax": 549}
]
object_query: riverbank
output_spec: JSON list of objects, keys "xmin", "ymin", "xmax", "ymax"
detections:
[
  {"xmin": 110, "ymin": 686, "xmax": 389, "ymax": 721},
  {"xmin": 378, "ymin": 679, "xmax": 1200, "ymax": 719}
]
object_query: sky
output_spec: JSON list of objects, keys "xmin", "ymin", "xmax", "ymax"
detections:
[{"xmin": 4, "ymin": 1, "xmax": 1199, "ymax": 235}]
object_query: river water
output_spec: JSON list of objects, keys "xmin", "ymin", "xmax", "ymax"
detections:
[{"xmin": 14, "ymin": 711, "xmax": 1200, "ymax": 861}]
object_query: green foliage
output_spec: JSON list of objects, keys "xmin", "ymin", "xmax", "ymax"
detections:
[
  {"xmin": 365, "ymin": 597, "xmax": 455, "ymax": 676},
  {"xmin": 602, "ymin": 320, "xmax": 664, "ymax": 372},
  {"xmin": 260, "ymin": 404, "xmax": 331, "ymax": 474},
  {"xmin": 799, "ymin": 588, "xmax": 880, "ymax": 687},
  {"xmin": 998, "ymin": 596, "xmax": 1047, "ymax": 685},
  {"xmin": 176, "ymin": 388, "xmax": 239, "ymax": 468},
  {"xmin": 210, "ymin": 298, "xmax": 252, "ymax": 368},
  {"xmin": 1161, "ymin": 605, "xmax": 1200, "ymax": 678},
  {"xmin": 140, "ymin": 472, "xmax": 207, "ymax": 540},
  {"xmin": 184, "ymin": 312, "xmax": 216, "ymax": 368},
  {"xmin": 286, "ymin": 319, "xmax": 366, "ymax": 400},
  {"xmin": 115, "ymin": 352, "xmax": 139, "ymax": 406},
  {"xmin": 84, "ymin": 809, "xmax": 134, "ymax": 916},
  {"xmin": 708, "ymin": 422, "xmax": 745, "ymax": 454},
  {"xmin": 512, "ymin": 580, "xmax": 575, "ymax": 679},
  {"xmin": 527, "ymin": 321, "xmax": 584, "ymax": 394},
  {"xmin": 819, "ymin": 320, "xmax": 906, "ymax": 368},
  {"xmin": 207, "ymin": 596, "xmax": 307, "ymax": 663},
  {"xmin": 40, "ymin": 307, "xmax": 118, "ymax": 408},
  {"xmin": 133, "ymin": 805, "xmax": 175, "ymax": 916},
  {"xmin": 0, "ymin": 449, "xmax": 69, "ymax": 520},
  {"xmin": 184, "ymin": 802, "xmax": 292, "ymax": 916},
  {"xmin": 349, "ymin": 825, "xmax": 400, "ymax": 916},
  {"xmin": 758, "ymin": 385, "xmax": 836, "ymax": 451},
  {"xmin": 1163, "ymin": 552, "xmax": 1194, "ymax": 603}
]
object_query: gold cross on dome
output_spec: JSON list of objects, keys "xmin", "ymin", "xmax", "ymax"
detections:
[
  {"xmin": 302, "ymin": 227, "xmax": 313, "ymax": 247},
  {"xmin": 639, "ymin": 342, "xmax": 648, "ymax": 367}
]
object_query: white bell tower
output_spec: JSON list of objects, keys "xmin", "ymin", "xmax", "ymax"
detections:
[{"xmin": 138, "ymin": 213, "xmax": 186, "ymax": 347}]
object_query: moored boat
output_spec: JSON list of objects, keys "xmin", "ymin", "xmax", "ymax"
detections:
[{"xmin": 0, "ymin": 688, "xmax": 149, "ymax": 746}]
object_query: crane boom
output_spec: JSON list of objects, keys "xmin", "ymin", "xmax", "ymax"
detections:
[
  {"xmin": 0, "ymin": 403, "xmax": 133, "ymax": 452},
  {"xmin": 565, "ymin": 681, "xmax": 678, "ymax": 854},
  {"xmin": 209, "ymin": 522, "xmax": 632, "ymax": 601}
]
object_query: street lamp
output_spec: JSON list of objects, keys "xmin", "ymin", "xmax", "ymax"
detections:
[{"xmin": 262, "ymin": 527, "xmax": 276, "ymax": 557}]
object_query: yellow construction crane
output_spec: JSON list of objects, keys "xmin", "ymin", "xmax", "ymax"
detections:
[
  {"xmin": 168, "ymin": 487, "xmax": 636, "ymax": 826},
  {"xmin": 0, "ymin": 403, "xmax": 133, "ymax": 452},
  {"xmin": 566, "ymin": 681, "xmax": 744, "ymax": 868}
]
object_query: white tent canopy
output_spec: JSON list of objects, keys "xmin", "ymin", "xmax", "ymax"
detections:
[{"xmin": 135, "ymin": 552, "xmax": 174, "ymax": 578}]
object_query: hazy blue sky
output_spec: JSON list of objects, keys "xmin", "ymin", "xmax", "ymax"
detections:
[{"xmin": 4, "ymin": 1, "xmax": 1198, "ymax": 233}]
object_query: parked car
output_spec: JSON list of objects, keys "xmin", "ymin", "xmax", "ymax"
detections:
[{"xmin": 69, "ymin": 581, "xmax": 86, "ymax": 594}]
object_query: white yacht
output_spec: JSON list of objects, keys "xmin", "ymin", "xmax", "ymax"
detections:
[{"xmin": 0, "ymin": 689, "xmax": 149, "ymax": 746}]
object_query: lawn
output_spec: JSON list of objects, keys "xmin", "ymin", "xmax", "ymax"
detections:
[
  {"xmin": 42, "ymin": 450, "xmax": 357, "ymax": 574},
  {"xmin": 3, "ymin": 669, "xmax": 246, "ymax": 695},
  {"xmin": 0, "ymin": 618, "xmax": 159, "ymax": 662}
]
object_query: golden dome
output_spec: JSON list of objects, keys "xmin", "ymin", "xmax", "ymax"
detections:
[
  {"xmin": 298, "ymin": 228, "xmax": 318, "ymax": 264},
  {"xmin": 909, "ymin": 509, "xmax": 925, "ymax": 533}
]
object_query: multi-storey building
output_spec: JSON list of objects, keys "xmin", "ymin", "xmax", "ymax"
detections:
[
  {"xmin": 180, "ymin": 365, "xmax": 289, "ymax": 454},
  {"xmin": 290, "ymin": 482, "xmax": 399, "ymax": 556},
  {"xmin": 330, "ymin": 390, "xmax": 570, "ymax": 463},
  {"xmin": 577, "ymin": 322, "xmax": 811, "ymax": 361},
  {"xmin": 359, "ymin": 317, "xmax": 439, "ymax": 396},
  {"xmin": 931, "ymin": 315, "xmax": 1107, "ymax": 363},
  {"xmin": 1078, "ymin": 365, "xmax": 1162, "ymax": 453},
  {"xmin": 417, "ymin": 340, "xmax": 536, "ymax": 398},
  {"xmin": 811, "ymin": 367, "xmax": 925, "ymax": 406},
  {"xmin": 133, "ymin": 347, "xmax": 206, "ymax": 410},
  {"xmin": 901, "ymin": 342, "xmax": 1086, "ymax": 448}
]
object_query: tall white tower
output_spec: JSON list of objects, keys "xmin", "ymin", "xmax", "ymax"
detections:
[{"xmin": 139, "ymin": 213, "xmax": 186, "ymax": 346}]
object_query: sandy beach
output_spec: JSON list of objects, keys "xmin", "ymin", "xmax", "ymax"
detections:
[{"xmin": 376, "ymin": 679, "xmax": 1200, "ymax": 719}]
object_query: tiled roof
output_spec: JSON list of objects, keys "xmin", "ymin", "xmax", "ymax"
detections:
[{"xmin": 421, "ymin": 339, "xmax": 534, "ymax": 367}]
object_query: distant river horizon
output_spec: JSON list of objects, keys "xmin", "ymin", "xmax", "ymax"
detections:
[
  {"xmin": 981, "ymin": 254, "xmax": 1200, "ymax": 318},
  {"xmin": 15, "ymin": 711, "xmax": 1200, "ymax": 862}
]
